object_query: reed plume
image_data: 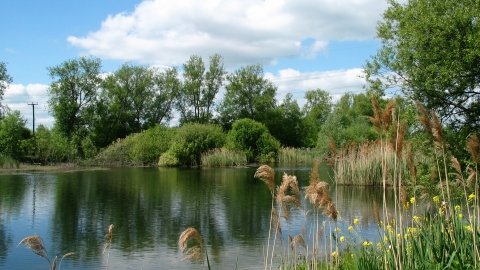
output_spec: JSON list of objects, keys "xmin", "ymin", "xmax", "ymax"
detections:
[
  {"xmin": 431, "ymin": 111, "xmax": 444, "ymax": 146},
  {"xmin": 467, "ymin": 134, "xmax": 479, "ymax": 164},
  {"xmin": 18, "ymin": 235, "xmax": 75, "ymax": 270},
  {"xmin": 415, "ymin": 100, "xmax": 432, "ymax": 136},
  {"xmin": 18, "ymin": 235, "xmax": 49, "ymax": 262},
  {"xmin": 179, "ymin": 227, "xmax": 204, "ymax": 262},
  {"xmin": 276, "ymin": 173, "xmax": 301, "ymax": 211},
  {"xmin": 369, "ymin": 94, "xmax": 382, "ymax": 133},
  {"xmin": 290, "ymin": 235, "xmax": 306, "ymax": 250},
  {"xmin": 382, "ymin": 99, "xmax": 397, "ymax": 131},
  {"xmin": 254, "ymin": 165, "xmax": 275, "ymax": 194}
]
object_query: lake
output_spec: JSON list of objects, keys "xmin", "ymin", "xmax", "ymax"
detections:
[{"xmin": 0, "ymin": 165, "xmax": 395, "ymax": 269}]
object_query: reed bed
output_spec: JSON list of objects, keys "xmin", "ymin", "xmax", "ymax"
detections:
[
  {"xmin": 18, "ymin": 235, "xmax": 76, "ymax": 270},
  {"xmin": 200, "ymin": 148, "xmax": 247, "ymax": 167},
  {"xmin": 277, "ymin": 147, "xmax": 324, "ymax": 164}
]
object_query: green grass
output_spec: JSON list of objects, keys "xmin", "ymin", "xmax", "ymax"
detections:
[
  {"xmin": 200, "ymin": 148, "xmax": 247, "ymax": 167},
  {"xmin": 277, "ymin": 147, "xmax": 324, "ymax": 164}
]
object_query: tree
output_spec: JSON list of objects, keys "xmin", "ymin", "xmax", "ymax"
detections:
[
  {"xmin": 364, "ymin": 0, "xmax": 480, "ymax": 130},
  {"xmin": 218, "ymin": 64, "xmax": 277, "ymax": 129},
  {"xmin": 176, "ymin": 54, "xmax": 226, "ymax": 124},
  {"xmin": 47, "ymin": 56, "xmax": 102, "ymax": 138},
  {"xmin": 0, "ymin": 62, "xmax": 13, "ymax": 117},
  {"xmin": 302, "ymin": 89, "xmax": 332, "ymax": 123},
  {"xmin": 266, "ymin": 93, "xmax": 308, "ymax": 147},
  {"xmin": 0, "ymin": 110, "xmax": 31, "ymax": 159}
]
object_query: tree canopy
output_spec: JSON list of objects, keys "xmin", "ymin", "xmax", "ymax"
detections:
[
  {"xmin": 364, "ymin": 0, "xmax": 480, "ymax": 130},
  {"xmin": 0, "ymin": 62, "xmax": 13, "ymax": 116}
]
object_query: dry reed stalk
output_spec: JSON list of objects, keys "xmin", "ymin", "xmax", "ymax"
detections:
[
  {"xmin": 254, "ymin": 165, "xmax": 275, "ymax": 194},
  {"xmin": 318, "ymin": 221, "xmax": 326, "ymax": 239},
  {"xmin": 373, "ymin": 200, "xmax": 381, "ymax": 225},
  {"xmin": 415, "ymin": 101, "xmax": 432, "ymax": 136},
  {"xmin": 271, "ymin": 208, "xmax": 282, "ymax": 236},
  {"xmin": 382, "ymin": 99, "xmax": 397, "ymax": 131},
  {"xmin": 51, "ymin": 256, "xmax": 57, "ymax": 270},
  {"xmin": 369, "ymin": 94, "xmax": 382, "ymax": 134},
  {"xmin": 179, "ymin": 228, "xmax": 204, "ymax": 262},
  {"xmin": 467, "ymin": 134, "xmax": 479, "ymax": 164},
  {"xmin": 400, "ymin": 186, "xmax": 407, "ymax": 208},
  {"xmin": 290, "ymin": 235, "xmax": 306, "ymax": 250},
  {"xmin": 431, "ymin": 111, "xmax": 444, "ymax": 146},
  {"xmin": 18, "ymin": 235, "xmax": 49, "ymax": 261},
  {"xmin": 406, "ymin": 143, "xmax": 417, "ymax": 182},
  {"xmin": 467, "ymin": 167, "xmax": 477, "ymax": 186}
]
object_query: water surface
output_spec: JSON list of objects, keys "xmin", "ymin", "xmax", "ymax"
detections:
[{"xmin": 0, "ymin": 165, "xmax": 394, "ymax": 269}]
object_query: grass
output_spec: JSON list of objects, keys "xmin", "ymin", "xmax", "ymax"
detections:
[
  {"xmin": 277, "ymin": 147, "xmax": 324, "ymax": 164},
  {"xmin": 200, "ymin": 148, "xmax": 247, "ymax": 167}
]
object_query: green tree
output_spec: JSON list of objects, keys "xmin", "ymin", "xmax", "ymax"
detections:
[
  {"xmin": 301, "ymin": 89, "xmax": 333, "ymax": 147},
  {"xmin": 218, "ymin": 64, "xmax": 277, "ymax": 129},
  {"xmin": 0, "ymin": 110, "xmax": 31, "ymax": 159},
  {"xmin": 364, "ymin": 0, "xmax": 480, "ymax": 130},
  {"xmin": 47, "ymin": 56, "xmax": 102, "ymax": 138},
  {"xmin": 266, "ymin": 93, "xmax": 307, "ymax": 147},
  {"xmin": 0, "ymin": 62, "xmax": 13, "ymax": 117},
  {"xmin": 226, "ymin": 118, "xmax": 280, "ymax": 163},
  {"xmin": 176, "ymin": 54, "xmax": 226, "ymax": 124}
]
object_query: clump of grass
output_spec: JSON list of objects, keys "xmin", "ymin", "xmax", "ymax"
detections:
[
  {"xmin": 18, "ymin": 234, "xmax": 76, "ymax": 270},
  {"xmin": 200, "ymin": 148, "xmax": 247, "ymax": 167},
  {"xmin": 0, "ymin": 154, "xmax": 20, "ymax": 168},
  {"xmin": 179, "ymin": 228, "xmax": 205, "ymax": 263},
  {"xmin": 277, "ymin": 147, "xmax": 323, "ymax": 164}
]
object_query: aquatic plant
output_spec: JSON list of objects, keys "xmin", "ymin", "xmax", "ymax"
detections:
[{"xmin": 17, "ymin": 235, "xmax": 76, "ymax": 270}]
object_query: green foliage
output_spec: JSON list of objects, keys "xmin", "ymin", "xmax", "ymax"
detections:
[
  {"xmin": 218, "ymin": 64, "xmax": 276, "ymax": 130},
  {"xmin": 0, "ymin": 110, "xmax": 31, "ymax": 160},
  {"xmin": 159, "ymin": 123, "xmax": 225, "ymax": 166},
  {"xmin": 93, "ymin": 135, "xmax": 137, "ymax": 166},
  {"xmin": 277, "ymin": 147, "xmax": 323, "ymax": 164},
  {"xmin": 34, "ymin": 125, "xmax": 77, "ymax": 163},
  {"xmin": 364, "ymin": 0, "xmax": 480, "ymax": 131},
  {"xmin": 226, "ymin": 118, "xmax": 280, "ymax": 163},
  {"xmin": 0, "ymin": 62, "xmax": 13, "ymax": 114},
  {"xmin": 176, "ymin": 54, "xmax": 226, "ymax": 124},
  {"xmin": 47, "ymin": 56, "xmax": 102, "ymax": 138},
  {"xmin": 130, "ymin": 125, "xmax": 175, "ymax": 165},
  {"xmin": 200, "ymin": 148, "xmax": 247, "ymax": 167}
]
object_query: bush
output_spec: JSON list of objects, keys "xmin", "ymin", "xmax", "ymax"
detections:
[
  {"xmin": 0, "ymin": 110, "xmax": 32, "ymax": 160},
  {"xmin": 159, "ymin": 123, "xmax": 225, "ymax": 166},
  {"xmin": 130, "ymin": 125, "xmax": 175, "ymax": 165},
  {"xmin": 226, "ymin": 118, "xmax": 280, "ymax": 163},
  {"xmin": 34, "ymin": 125, "xmax": 77, "ymax": 163}
]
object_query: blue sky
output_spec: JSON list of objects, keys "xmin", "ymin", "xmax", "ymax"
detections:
[{"xmin": 0, "ymin": 0, "xmax": 392, "ymax": 128}]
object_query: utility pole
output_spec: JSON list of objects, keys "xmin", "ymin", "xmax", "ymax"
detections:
[{"xmin": 28, "ymin": 102, "xmax": 38, "ymax": 137}]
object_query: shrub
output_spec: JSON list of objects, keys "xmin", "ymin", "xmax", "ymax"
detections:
[
  {"xmin": 159, "ymin": 123, "xmax": 225, "ymax": 166},
  {"xmin": 226, "ymin": 118, "xmax": 280, "ymax": 163},
  {"xmin": 130, "ymin": 125, "xmax": 175, "ymax": 165}
]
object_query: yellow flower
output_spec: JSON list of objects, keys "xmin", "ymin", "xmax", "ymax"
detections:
[
  {"xmin": 390, "ymin": 219, "xmax": 396, "ymax": 226},
  {"xmin": 404, "ymin": 201, "xmax": 410, "ymax": 210},
  {"xmin": 413, "ymin": 216, "xmax": 420, "ymax": 222},
  {"xmin": 363, "ymin": 241, "xmax": 373, "ymax": 247},
  {"xmin": 335, "ymin": 227, "xmax": 341, "ymax": 233},
  {"xmin": 468, "ymin": 193, "xmax": 476, "ymax": 202},
  {"xmin": 410, "ymin": 197, "xmax": 415, "ymax": 204},
  {"xmin": 459, "ymin": 214, "xmax": 463, "ymax": 219},
  {"xmin": 353, "ymin": 218, "xmax": 359, "ymax": 225},
  {"xmin": 332, "ymin": 251, "xmax": 338, "ymax": 257},
  {"xmin": 455, "ymin": 205, "xmax": 461, "ymax": 212},
  {"xmin": 465, "ymin": 225, "xmax": 472, "ymax": 231},
  {"xmin": 351, "ymin": 253, "xmax": 354, "ymax": 258},
  {"xmin": 386, "ymin": 225, "xmax": 394, "ymax": 234},
  {"xmin": 340, "ymin": 236, "xmax": 345, "ymax": 242},
  {"xmin": 377, "ymin": 242, "xmax": 382, "ymax": 249},
  {"xmin": 433, "ymin": 196, "xmax": 440, "ymax": 203},
  {"xmin": 348, "ymin": 226, "xmax": 354, "ymax": 232}
]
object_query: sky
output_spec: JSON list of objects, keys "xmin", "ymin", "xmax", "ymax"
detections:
[{"xmin": 0, "ymin": 0, "xmax": 394, "ymax": 129}]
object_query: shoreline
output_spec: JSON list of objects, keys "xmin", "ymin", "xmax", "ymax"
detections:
[{"xmin": 0, "ymin": 163, "xmax": 108, "ymax": 175}]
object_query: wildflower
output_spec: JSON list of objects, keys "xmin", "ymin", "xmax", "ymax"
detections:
[
  {"xmin": 335, "ymin": 227, "xmax": 341, "ymax": 233},
  {"xmin": 404, "ymin": 202, "xmax": 410, "ymax": 210},
  {"xmin": 410, "ymin": 197, "xmax": 415, "ymax": 204},
  {"xmin": 340, "ymin": 236, "xmax": 345, "ymax": 242},
  {"xmin": 407, "ymin": 227, "xmax": 417, "ymax": 234},
  {"xmin": 465, "ymin": 225, "xmax": 472, "ymax": 231},
  {"xmin": 348, "ymin": 226, "xmax": 354, "ymax": 232},
  {"xmin": 353, "ymin": 218, "xmax": 359, "ymax": 225},
  {"xmin": 455, "ymin": 205, "xmax": 461, "ymax": 212},
  {"xmin": 351, "ymin": 253, "xmax": 354, "ymax": 258},
  {"xmin": 332, "ymin": 251, "xmax": 338, "ymax": 257},
  {"xmin": 363, "ymin": 241, "xmax": 373, "ymax": 247},
  {"xmin": 433, "ymin": 196, "xmax": 440, "ymax": 203},
  {"xmin": 390, "ymin": 219, "xmax": 396, "ymax": 226},
  {"xmin": 413, "ymin": 216, "xmax": 420, "ymax": 222},
  {"xmin": 459, "ymin": 214, "xmax": 463, "ymax": 219},
  {"xmin": 386, "ymin": 225, "xmax": 394, "ymax": 234},
  {"xmin": 468, "ymin": 193, "xmax": 475, "ymax": 202},
  {"xmin": 377, "ymin": 242, "xmax": 382, "ymax": 249}
]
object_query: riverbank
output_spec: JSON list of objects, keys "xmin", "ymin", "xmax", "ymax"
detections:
[{"xmin": 0, "ymin": 163, "xmax": 107, "ymax": 174}]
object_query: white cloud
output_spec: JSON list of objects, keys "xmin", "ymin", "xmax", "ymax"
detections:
[
  {"xmin": 3, "ymin": 84, "xmax": 53, "ymax": 128},
  {"xmin": 68, "ymin": 0, "xmax": 389, "ymax": 67},
  {"xmin": 266, "ymin": 68, "xmax": 366, "ymax": 107}
]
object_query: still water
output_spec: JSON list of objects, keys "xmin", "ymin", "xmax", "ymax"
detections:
[{"xmin": 0, "ymin": 165, "xmax": 394, "ymax": 269}]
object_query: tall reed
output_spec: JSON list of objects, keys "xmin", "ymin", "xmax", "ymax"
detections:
[
  {"xmin": 18, "ymin": 234, "xmax": 76, "ymax": 270},
  {"xmin": 200, "ymin": 148, "xmax": 247, "ymax": 167},
  {"xmin": 277, "ymin": 147, "xmax": 324, "ymax": 164}
]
